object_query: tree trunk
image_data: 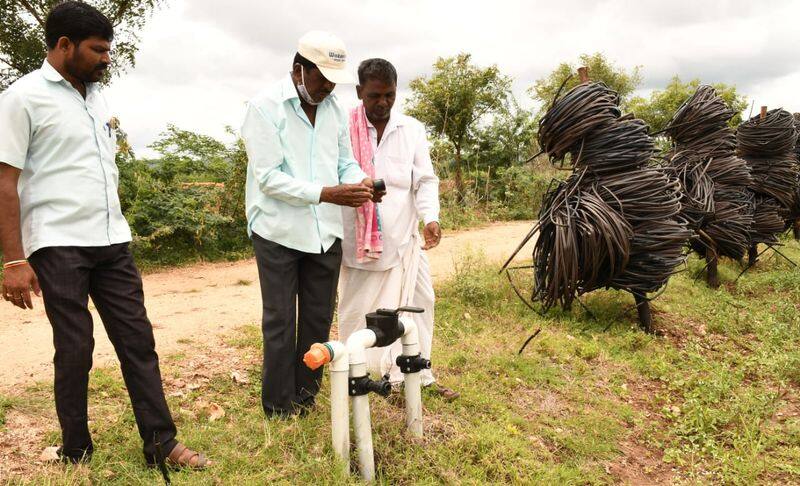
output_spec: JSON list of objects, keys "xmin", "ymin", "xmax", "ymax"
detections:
[
  {"xmin": 793, "ymin": 219, "xmax": 800, "ymax": 241},
  {"xmin": 454, "ymin": 145, "xmax": 464, "ymax": 203}
]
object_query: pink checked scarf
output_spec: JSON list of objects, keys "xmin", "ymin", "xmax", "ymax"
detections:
[{"xmin": 349, "ymin": 104, "xmax": 383, "ymax": 263}]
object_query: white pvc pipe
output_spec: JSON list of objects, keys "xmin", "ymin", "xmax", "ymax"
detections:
[
  {"xmin": 326, "ymin": 341, "xmax": 350, "ymax": 475},
  {"xmin": 303, "ymin": 341, "xmax": 350, "ymax": 474},
  {"xmin": 399, "ymin": 317, "xmax": 423, "ymax": 438},
  {"xmin": 347, "ymin": 330, "xmax": 378, "ymax": 482}
]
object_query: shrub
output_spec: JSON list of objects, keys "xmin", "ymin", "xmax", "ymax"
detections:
[{"xmin": 117, "ymin": 128, "xmax": 251, "ymax": 267}]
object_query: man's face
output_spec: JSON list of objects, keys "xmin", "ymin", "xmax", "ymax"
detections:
[
  {"xmin": 64, "ymin": 36, "xmax": 111, "ymax": 83},
  {"xmin": 357, "ymin": 78, "xmax": 396, "ymax": 122},
  {"xmin": 292, "ymin": 64, "xmax": 335, "ymax": 103}
]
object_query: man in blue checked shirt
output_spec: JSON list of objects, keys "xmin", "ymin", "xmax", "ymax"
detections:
[{"xmin": 241, "ymin": 31, "xmax": 383, "ymax": 418}]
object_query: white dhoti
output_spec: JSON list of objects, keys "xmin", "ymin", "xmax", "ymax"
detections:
[{"xmin": 338, "ymin": 234, "xmax": 436, "ymax": 385}]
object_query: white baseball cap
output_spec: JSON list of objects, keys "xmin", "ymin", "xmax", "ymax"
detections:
[{"xmin": 297, "ymin": 30, "xmax": 355, "ymax": 84}]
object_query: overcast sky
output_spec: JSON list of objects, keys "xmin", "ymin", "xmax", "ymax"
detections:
[{"xmin": 104, "ymin": 0, "xmax": 800, "ymax": 156}]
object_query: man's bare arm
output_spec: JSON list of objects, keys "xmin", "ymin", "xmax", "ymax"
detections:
[
  {"xmin": 0, "ymin": 164, "xmax": 25, "ymax": 261},
  {"xmin": 0, "ymin": 163, "xmax": 39, "ymax": 309}
]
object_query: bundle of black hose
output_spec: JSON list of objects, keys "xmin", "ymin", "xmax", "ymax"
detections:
[
  {"xmin": 737, "ymin": 109, "xmax": 798, "ymax": 156},
  {"xmin": 664, "ymin": 86, "xmax": 737, "ymax": 145},
  {"xmin": 794, "ymin": 113, "xmax": 800, "ymax": 159},
  {"xmin": 736, "ymin": 108, "xmax": 800, "ymax": 246},
  {"xmin": 513, "ymin": 79, "xmax": 691, "ymax": 327},
  {"xmin": 793, "ymin": 113, "xmax": 800, "ymax": 238},
  {"xmin": 537, "ymin": 82, "xmax": 621, "ymax": 162},
  {"xmin": 663, "ymin": 85, "xmax": 754, "ymax": 264}
]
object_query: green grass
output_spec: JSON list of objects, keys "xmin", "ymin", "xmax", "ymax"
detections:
[
  {"xmin": 0, "ymin": 394, "xmax": 17, "ymax": 427},
  {"xmin": 3, "ymin": 242, "xmax": 800, "ymax": 484}
]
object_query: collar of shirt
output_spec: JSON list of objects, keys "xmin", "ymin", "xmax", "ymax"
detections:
[
  {"xmin": 40, "ymin": 60, "xmax": 99, "ymax": 96},
  {"xmin": 281, "ymin": 74, "xmax": 338, "ymax": 121},
  {"xmin": 367, "ymin": 114, "xmax": 404, "ymax": 153},
  {"xmin": 281, "ymin": 74, "xmax": 300, "ymax": 102},
  {"xmin": 367, "ymin": 115, "xmax": 404, "ymax": 140},
  {"xmin": 40, "ymin": 60, "xmax": 64, "ymax": 83}
]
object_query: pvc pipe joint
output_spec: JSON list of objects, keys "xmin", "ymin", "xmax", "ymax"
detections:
[{"xmin": 346, "ymin": 329, "xmax": 378, "ymax": 369}]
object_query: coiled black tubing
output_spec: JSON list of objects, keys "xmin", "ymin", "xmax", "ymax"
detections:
[
  {"xmin": 736, "ymin": 109, "xmax": 800, "ymax": 241},
  {"xmin": 507, "ymin": 81, "xmax": 690, "ymax": 312},
  {"xmin": 662, "ymin": 85, "xmax": 754, "ymax": 260}
]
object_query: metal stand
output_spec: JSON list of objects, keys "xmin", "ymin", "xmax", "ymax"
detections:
[
  {"xmin": 735, "ymin": 243, "xmax": 798, "ymax": 282},
  {"xmin": 748, "ymin": 244, "xmax": 759, "ymax": 266},
  {"xmin": 633, "ymin": 293, "xmax": 652, "ymax": 333},
  {"xmin": 706, "ymin": 251, "xmax": 720, "ymax": 289}
]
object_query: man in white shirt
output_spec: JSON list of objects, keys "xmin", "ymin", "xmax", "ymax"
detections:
[
  {"xmin": 0, "ymin": 1, "xmax": 207, "ymax": 469},
  {"xmin": 338, "ymin": 58, "xmax": 459, "ymax": 400}
]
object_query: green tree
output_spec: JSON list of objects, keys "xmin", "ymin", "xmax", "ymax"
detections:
[
  {"xmin": 0, "ymin": 0, "xmax": 162, "ymax": 90},
  {"xmin": 530, "ymin": 52, "xmax": 643, "ymax": 116},
  {"xmin": 469, "ymin": 97, "xmax": 538, "ymax": 170},
  {"xmin": 627, "ymin": 76, "xmax": 748, "ymax": 133},
  {"xmin": 405, "ymin": 53, "xmax": 511, "ymax": 200},
  {"xmin": 147, "ymin": 125, "xmax": 231, "ymax": 184}
]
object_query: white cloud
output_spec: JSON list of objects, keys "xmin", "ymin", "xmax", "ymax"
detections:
[{"xmin": 104, "ymin": 0, "xmax": 800, "ymax": 155}]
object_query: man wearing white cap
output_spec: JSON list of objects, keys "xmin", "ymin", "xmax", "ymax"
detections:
[{"xmin": 241, "ymin": 31, "xmax": 383, "ymax": 418}]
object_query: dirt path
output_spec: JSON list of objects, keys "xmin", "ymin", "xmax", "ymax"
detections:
[{"xmin": 0, "ymin": 221, "xmax": 534, "ymax": 390}]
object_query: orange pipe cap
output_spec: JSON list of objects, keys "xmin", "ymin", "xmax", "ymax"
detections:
[{"xmin": 303, "ymin": 343, "xmax": 332, "ymax": 370}]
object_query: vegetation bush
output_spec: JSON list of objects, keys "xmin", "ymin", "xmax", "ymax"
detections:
[{"xmin": 118, "ymin": 126, "xmax": 251, "ymax": 268}]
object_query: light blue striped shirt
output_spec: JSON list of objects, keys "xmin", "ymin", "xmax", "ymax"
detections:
[{"xmin": 241, "ymin": 76, "xmax": 366, "ymax": 253}]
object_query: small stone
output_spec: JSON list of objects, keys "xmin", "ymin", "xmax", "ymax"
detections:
[
  {"xmin": 39, "ymin": 446, "xmax": 60, "ymax": 462},
  {"xmin": 207, "ymin": 403, "xmax": 226, "ymax": 422},
  {"xmin": 231, "ymin": 371, "xmax": 250, "ymax": 385}
]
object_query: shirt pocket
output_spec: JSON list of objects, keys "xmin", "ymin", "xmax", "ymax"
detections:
[
  {"xmin": 384, "ymin": 155, "xmax": 411, "ymax": 190},
  {"xmin": 98, "ymin": 118, "xmax": 116, "ymax": 161}
]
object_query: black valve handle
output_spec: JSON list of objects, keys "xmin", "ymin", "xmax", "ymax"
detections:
[{"xmin": 376, "ymin": 306, "xmax": 425, "ymax": 316}]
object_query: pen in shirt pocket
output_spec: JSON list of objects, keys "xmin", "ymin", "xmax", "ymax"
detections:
[{"xmin": 106, "ymin": 117, "xmax": 119, "ymax": 138}]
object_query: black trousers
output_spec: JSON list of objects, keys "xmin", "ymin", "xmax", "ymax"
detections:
[
  {"xmin": 251, "ymin": 233, "xmax": 342, "ymax": 415},
  {"xmin": 28, "ymin": 244, "xmax": 177, "ymax": 463}
]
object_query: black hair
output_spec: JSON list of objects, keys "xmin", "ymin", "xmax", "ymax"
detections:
[
  {"xmin": 293, "ymin": 52, "xmax": 317, "ymax": 71},
  {"xmin": 45, "ymin": 1, "xmax": 113, "ymax": 50},
  {"xmin": 357, "ymin": 58, "xmax": 397, "ymax": 86}
]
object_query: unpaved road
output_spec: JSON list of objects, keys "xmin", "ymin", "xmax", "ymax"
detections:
[{"xmin": 0, "ymin": 221, "xmax": 534, "ymax": 390}]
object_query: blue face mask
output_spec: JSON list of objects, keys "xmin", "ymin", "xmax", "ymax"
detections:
[{"xmin": 297, "ymin": 66, "xmax": 321, "ymax": 106}]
